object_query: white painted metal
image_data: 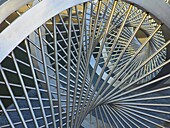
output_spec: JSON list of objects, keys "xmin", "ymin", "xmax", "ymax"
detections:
[
  {"xmin": 0, "ymin": 0, "xmax": 33, "ymax": 24},
  {"xmin": 123, "ymin": 0, "xmax": 170, "ymax": 29},
  {"xmin": 0, "ymin": 0, "xmax": 170, "ymax": 128},
  {"xmin": 0, "ymin": 0, "xmax": 90, "ymax": 63}
]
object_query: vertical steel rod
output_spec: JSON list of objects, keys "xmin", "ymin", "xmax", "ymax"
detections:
[
  {"xmin": 11, "ymin": 52, "xmax": 39, "ymax": 128},
  {"xmin": 53, "ymin": 16, "xmax": 63, "ymax": 128},
  {"xmin": 66, "ymin": 7, "xmax": 72, "ymax": 128},
  {"xmin": 0, "ymin": 99, "xmax": 15, "ymax": 128},
  {"xmin": 25, "ymin": 39, "xmax": 49, "ymax": 128},
  {"xmin": 38, "ymin": 27, "xmax": 56, "ymax": 128},
  {"xmin": 0, "ymin": 65, "xmax": 28, "ymax": 128}
]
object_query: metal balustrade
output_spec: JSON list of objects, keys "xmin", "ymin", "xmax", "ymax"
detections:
[{"xmin": 0, "ymin": 0, "xmax": 170, "ymax": 127}]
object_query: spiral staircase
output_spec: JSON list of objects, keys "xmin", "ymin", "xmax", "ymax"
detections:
[{"xmin": 0, "ymin": 0, "xmax": 170, "ymax": 127}]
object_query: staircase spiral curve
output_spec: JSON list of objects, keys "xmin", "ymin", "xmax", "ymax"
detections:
[{"xmin": 0, "ymin": 0, "xmax": 170, "ymax": 127}]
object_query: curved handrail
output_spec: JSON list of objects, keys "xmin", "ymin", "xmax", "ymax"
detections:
[
  {"xmin": 123, "ymin": 0, "xmax": 170, "ymax": 29},
  {"xmin": 0, "ymin": 0, "xmax": 170, "ymax": 63},
  {"xmin": 0, "ymin": 0, "xmax": 33, "ymax": 24},
  {"xmin": 0, "ymin": 0, "xmax": 90, "ymax": 63}
]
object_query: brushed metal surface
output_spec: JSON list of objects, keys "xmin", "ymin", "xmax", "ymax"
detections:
[
  {"xmin": 0, "ymin": 0, "xmax": 33, "ymax": 23},
  {"xmin": 123, "ymin": 0, "xmax": 170, "ymax": 29},
  {"xmin": 0, "ymin": 0, "xmax": 90, "ymax": 63}
]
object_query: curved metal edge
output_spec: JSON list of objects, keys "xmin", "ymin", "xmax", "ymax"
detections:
[
  {"xmin": 0, "ymin": 0, "xmax": 33, "ymax": 24},
  {"xmin": 123, "ymin": 0, "xmax": 170, "ymax": 82},
  {"xmin": 0, "ymin": 0, "xmax": 90, "ymax": 63},
  {"xmin": 123, "ymin": 0, "xmax": 170, "ymax": 30},
  {"xmin": 0, "ymin": 0, "xmax": 7, "ymax": 5}
]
